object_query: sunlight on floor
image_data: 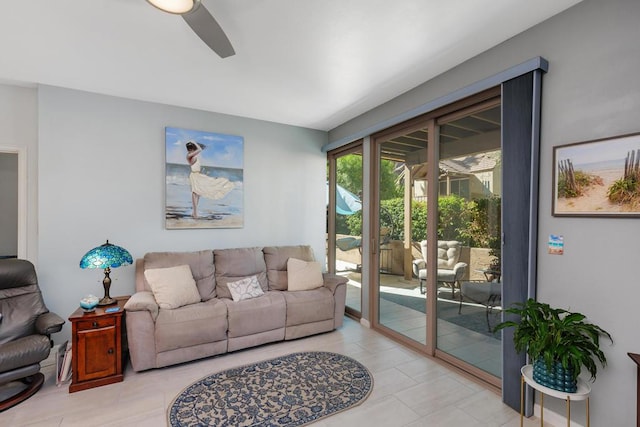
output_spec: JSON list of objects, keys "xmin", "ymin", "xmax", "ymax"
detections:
[{"xmin": 339, "ymin": 266, "xmax": 502, "ymax": 378}]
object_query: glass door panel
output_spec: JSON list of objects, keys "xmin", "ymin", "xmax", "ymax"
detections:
[
  {"xmin": 375, "ymin": 127, "xmax": 428, "ymax": 345},
  {"xmin": 328, "ymin": 147, "xmax": 363, "ymax": 316},
  {"xmin": 435, "ymin": 103, "xmax": 502, "ymax": 378}
]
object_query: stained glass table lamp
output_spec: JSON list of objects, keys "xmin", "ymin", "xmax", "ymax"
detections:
[{"xmin": 79, "ymin": 240, "xmax": 132, "ymax": 306}]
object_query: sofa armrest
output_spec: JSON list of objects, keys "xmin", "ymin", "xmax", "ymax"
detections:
[
  {"xmin": 322, "ymin": 273, "xmax": 348, "ymax": 294},
  {"xmin": 322, "ymin": 273, "xmax": 347, "ymax": 329},
  {"xmin": 124, "ymin": 291, "xmax": 159, "ymax": 321},
  {"xmin": 35, "ymin": 311, "xmax": 65, "ymax": 335}
]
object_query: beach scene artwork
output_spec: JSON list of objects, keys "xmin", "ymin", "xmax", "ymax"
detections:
[
  {"xmin": 553, "ymin": 133, "xmax": 640, "ymax": 216},
  {"xmin": 165, "ymin": 127, "xmax": 244, "ymax": 229}
]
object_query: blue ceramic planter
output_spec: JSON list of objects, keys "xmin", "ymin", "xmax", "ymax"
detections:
[{"xmin": 532, "ymin": 359, "xmax": 577, "ymax": 393}]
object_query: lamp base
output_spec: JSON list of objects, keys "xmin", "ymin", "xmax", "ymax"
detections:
[
  {"xmin": 99, "ymin": 267, "xmax": 116, "ymax": 306},
  {"xmin": 98, "ymin": 296, "xmax": 117, "ymax": 306}
]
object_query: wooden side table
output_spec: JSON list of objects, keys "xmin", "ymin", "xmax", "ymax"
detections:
[
  {"xmin": 520, "ymin": 365, "xmax": 591, "ymax": 427},
  {"xmin": 68, "ymin": 296, "xmax": 129, "ymax": 393}
]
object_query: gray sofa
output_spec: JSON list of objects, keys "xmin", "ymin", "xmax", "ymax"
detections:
[{"xmin": 124, "ymin": 245, "xmax": 347, "ymax": 372}]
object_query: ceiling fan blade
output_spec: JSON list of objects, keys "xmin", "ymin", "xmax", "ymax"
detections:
[{"xmin": 182, "ymin": 5, "xmax": 235, "ymax": 58}]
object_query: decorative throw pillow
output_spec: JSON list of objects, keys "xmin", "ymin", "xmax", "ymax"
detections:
[
  {"xmin": 144, "ymin": 264, "xmax": 201, "ymax": 309},
  {"xmin": 227, "ymin": 275, "xmax": 265, "ymax": 302},
  {"xmin": 287, "ymin": 258, "xmax": 323, "ymax": 291}
]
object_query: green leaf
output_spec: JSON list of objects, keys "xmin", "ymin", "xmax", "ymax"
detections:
[{"xmin": 493, "ymin": 298, "xmax": 613, "ymax": 382}]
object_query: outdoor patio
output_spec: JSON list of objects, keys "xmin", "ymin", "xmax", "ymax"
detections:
[{"xmin": 338, "ymin": 266, "xmax": 502, "ymax": 378}]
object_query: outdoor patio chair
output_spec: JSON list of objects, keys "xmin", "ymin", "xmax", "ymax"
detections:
[
  {"xmin": 459, "ymin": 280, "xmax": 502, "ymax": 332},
  {"xmin": 412, "ymin": 240, "xmax": 468, "ymax": 298}
]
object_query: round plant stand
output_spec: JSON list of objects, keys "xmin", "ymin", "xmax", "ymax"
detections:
[{"xmin": 520, "ymin": 364, "xmax": 591, "ymax": 427}]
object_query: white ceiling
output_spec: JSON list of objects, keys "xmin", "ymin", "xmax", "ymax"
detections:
[{"xmin": 0, "ymin": 0, "xmax": 581, "ymax": 131}]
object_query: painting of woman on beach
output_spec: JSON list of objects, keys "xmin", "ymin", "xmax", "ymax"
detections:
[
  {"xmin": 165, "ymin": 127, "xmax": 244, "ymax": 228},
  {"xmin": 553, "ymin": 132, "xmax": 640, "ymax": 217}
]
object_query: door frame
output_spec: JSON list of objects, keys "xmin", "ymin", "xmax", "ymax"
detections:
[
  {"xmin": 369, "ymin": 89, "xmax": 505, "ymax": 387},
  {"xmin": 0, "ymin": 146, "xmax": 27, "ymax": 259},
  {"xmin": 431, "ymin": 97, "xmax": 502, "ymax": 389},
  {"xmin": 369, "ymin": 116, "xmax": 431, "ymax": 354}
]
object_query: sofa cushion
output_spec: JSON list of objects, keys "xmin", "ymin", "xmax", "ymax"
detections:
[
  {"xmin": 227, "ymin": 275, "xmax": 264, "ymax": 302},
  {"xmin": 287, "ymin": 258, "xmax": 323, "ymax": 291},
  {"xmin": 155, "ymin": 299, "xmax": 227, "ymax": 353},
  {"xmin": 283, "ymin": 287, "xmax": 334, "ymax": 327},
  {"xmin": 223, "ymin": 292, "xmax": 286, "ymax": 338},
  {"xmin": 144, "ymin": 265, "xmax": 201, "ymax": 309},
  {"xmin": 143, "ymin": 251, "xmax": 216, "ymax": 300},
  {"xmin": 214, "ymin": 247, "xmax": 267, "ymax": 299},
  {"xmin": 263, "ymin": 245, "xmax": 315, "ymax": 291}
]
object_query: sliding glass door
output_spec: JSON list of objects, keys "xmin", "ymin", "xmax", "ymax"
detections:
[
  {"xmin": 373, "ymin": 124, "xmax": 429, "ymax": 345},
  {"xmin": 367, "ymin": 89, "xmax": 503, "ymax": 385},
  {"xmin": 328, "ymin": 72, "xmax": 541, "ymax": 400},
  {"xmin": 327, "ymin": 143, "xmax": 363, "ymax": 317},
  {"xmin": 434, "ymin": 100, "xmax": 503, "ymax": 382}
]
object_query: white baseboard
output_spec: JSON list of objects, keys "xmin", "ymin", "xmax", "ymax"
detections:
[{"xmin": 534, "ymin": 403, "xmax": 585, "ymax": 427}]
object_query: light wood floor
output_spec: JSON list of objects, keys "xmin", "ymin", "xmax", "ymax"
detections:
[
  {"xmin": 346, "ymin": 277, "xmax": 503, "ymax": 378},
  {"xmin": 0, "ymin": 317, "xmax": 548, "ymax": 426}
]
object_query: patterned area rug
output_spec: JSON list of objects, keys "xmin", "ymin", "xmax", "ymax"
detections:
[{"xmin": 168, "ymin": 351, "xmax": 373, "ymax": 426}]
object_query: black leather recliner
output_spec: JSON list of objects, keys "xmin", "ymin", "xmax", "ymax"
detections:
[{"xmin": 0, "ymin": 259, "xmax": 64, "ymax": 411}]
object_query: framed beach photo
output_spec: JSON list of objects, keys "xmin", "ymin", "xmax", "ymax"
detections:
[
  {"xmin": 552, "ymin": 132, "xmax": 640, "ymax": 217},
  {"xmin": 165, "ymin": 127, "xmax": 244, "ymax": 229}
]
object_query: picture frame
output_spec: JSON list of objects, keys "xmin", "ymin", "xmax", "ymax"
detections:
[
  {"xmin": 552, "ymin": 132, "xmax": 640, "ymax": 217},
  {"xmin": 165, "ymin": 127, "xmax": 244, "ymax": 229}
]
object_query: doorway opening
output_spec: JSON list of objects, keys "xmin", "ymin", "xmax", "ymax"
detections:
[{"xmin": 0, "ymin": 149, "xmax": 24, "ymax": 259}]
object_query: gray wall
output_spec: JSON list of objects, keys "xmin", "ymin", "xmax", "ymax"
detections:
[
  {"xmin": 36, "ymin": 85, "xmax": 328, "ymax": 342},
  {"xmin": 0, "ymin": 153, "xmax": 18, "ymax": 257},
  {"xmin": 329, "ymin": 0, "xmax": 640, "ymax": 424}
]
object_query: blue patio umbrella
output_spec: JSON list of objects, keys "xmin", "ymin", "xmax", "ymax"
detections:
[{"xmin": 327, "ymin": 183, "xmax": 362, "ymax": 215}]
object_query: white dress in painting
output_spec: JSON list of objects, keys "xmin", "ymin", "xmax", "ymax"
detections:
[{"xmin": 189, "ymin": 157, "xmax": 234, "ymax": 200}]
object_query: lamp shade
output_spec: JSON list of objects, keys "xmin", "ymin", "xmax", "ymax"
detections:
[
  {"xmin": 146, "ymin": 0, "xmax": 200, "ymax": 14},
  {"xmin": 80, "ymin": 241, "xmax": 132, "ymax": 270},
  {"xmin": 80, "ymin": 240, "xmax": 132, "ymax": 306}
]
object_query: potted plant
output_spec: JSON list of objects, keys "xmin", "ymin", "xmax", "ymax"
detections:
[{"xmin": 494, "ymin": 298, "xmax": 612, "ymax": 392}]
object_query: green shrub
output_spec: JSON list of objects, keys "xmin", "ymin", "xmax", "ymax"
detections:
[
  {"xmin": 437, "ymin": 195, "xmax": 472, "ymax": 243},
  {"xmin": 343, "ymin": 194, "xmax": 501, "ymax": 266},
  {"xmin": 344, "ymin": 198, "xmax": 427, "ymax": 241},
  {"xmin": 345, "ymin": 211, "xmax": 362, "ymax": 237},
  {"xmin": 379, "ymin": 198, "xmax": 427, "ymax": 241},
  {"xmin": 335, "ymin": 214, "xmax": 352, "ymax": 235}
]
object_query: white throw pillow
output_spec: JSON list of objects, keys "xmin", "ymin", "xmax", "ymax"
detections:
[
  {"xmin": 144, "ymin": 264, "xmax": 201, "ymax": 309},
  {"xmin": 227, "ymin": 275, "xmax": 264, "ymax": 302},
  {"xmin": 287, "ymin": 258, "xmax": 323, "ymax": 291}
]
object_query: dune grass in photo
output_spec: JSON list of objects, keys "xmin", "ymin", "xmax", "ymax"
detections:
[{"xmin": 608, "ymin": 150, "xmax": 640, "ymax": 207}]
